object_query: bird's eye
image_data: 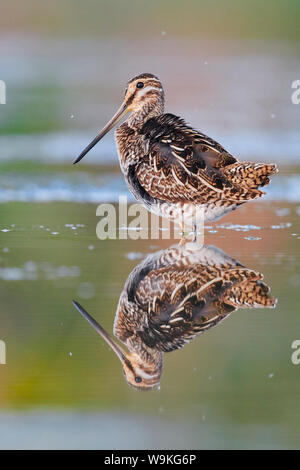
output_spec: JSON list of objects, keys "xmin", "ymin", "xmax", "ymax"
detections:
[
  {"xmin": 135, "ymin": 376, "xmax": 142, "ymax": 383},
  {"xmin": 136, "ymin": 82, "xmax": 144, "ymax": 89}
]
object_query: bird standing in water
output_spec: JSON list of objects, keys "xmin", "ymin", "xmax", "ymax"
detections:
[{"xmin": 74, "ymin": 73, "xmax": 277, "ymax": 236}]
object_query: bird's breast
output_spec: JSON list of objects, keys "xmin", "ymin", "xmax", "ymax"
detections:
[{"xmin": 115, "ymin": 124, "xmax": 147, "ymax": 172}]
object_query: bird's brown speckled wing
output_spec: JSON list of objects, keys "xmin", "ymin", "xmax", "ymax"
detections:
[
  {"xmin": 136, "ymin": 114, "xmax": 274, "ymax": 203},
  {"xmin": 114, "ymin": 245, "xmax": 276, "ymax": 353},
  {"xmin": 136, "ymin": 114, "xmax": 260, "ymax": 204},
  {"xmin": 133, "ymin": 264, "xmax": 274, "ymax": 353},
  {"xmin": 136, "ymin": 272, "xmax": 234, "ymax": 352}
]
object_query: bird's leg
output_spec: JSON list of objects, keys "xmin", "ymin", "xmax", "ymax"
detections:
[
  {"xmin": 179, "ymin": 220, "xmax": 186, "ymax": 246},
  {"xmin": 191, "ymin": 224, "xmax": 197, "ymax": 243}
]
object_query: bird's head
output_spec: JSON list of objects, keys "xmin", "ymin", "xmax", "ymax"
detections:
[
  {"xmin": 123, "ymin": 73, "xmax": 164, "ymax": 114},
  {"xmin": 121, "ymin": 351, "xmax": 162, "ymax": 391},
  {"xmin": 73, "ymin": 73, "xmax": 164, "ymax": 164},
  {"xmin": 73, "ymin": 300, "xmax": 161, "ymax": 391}
]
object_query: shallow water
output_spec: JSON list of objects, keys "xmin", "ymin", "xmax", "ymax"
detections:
[{"xmin": 0, "ymin": 195, "xmax": 300, "ymax": 449}]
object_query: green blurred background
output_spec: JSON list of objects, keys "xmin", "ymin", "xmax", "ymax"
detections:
[
  {"xmin": 1, "ymin": 0, "xmax": 300, "ymax": 40},
  {"xmin": 0, "ymin": 0, "xmax": 299, "ymax": 449}
]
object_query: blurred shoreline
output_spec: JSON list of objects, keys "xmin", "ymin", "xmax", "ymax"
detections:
[
  {"xmin": 0, "ymin": 409, "xmax": 295, "ymax": 450},
  {"xmin": 1, "ymin": 33, "xmax": 299, "ymax": 167}
]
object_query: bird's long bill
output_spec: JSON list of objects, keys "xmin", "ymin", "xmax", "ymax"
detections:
[
  {"xmin": 73, "ymin": 101, "xmax": 129, "ymax": 164},
  {"xmin": 72, "ymin": 300, "xmax": 126, "ymax": 363}
]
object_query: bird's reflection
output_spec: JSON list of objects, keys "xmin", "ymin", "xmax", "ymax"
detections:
[{"xmin": 73, "ymin": 243, "xmax": 277, "ymax": 390}]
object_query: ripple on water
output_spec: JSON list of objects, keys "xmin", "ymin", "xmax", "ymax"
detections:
[
  {"xmin": 217, "ymin": 223, "xmax": 261, "ymax": 232},
  {"xmin": 0, "ymin": 262, "xmax": 80, "ymax": 281},
  {"xmin": 270, "ymin": 222, "xmax": 292, "ymax": 229}
]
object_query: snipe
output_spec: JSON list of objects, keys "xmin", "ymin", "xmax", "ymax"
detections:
[
  {"xmin": 74, "ymin": 73, "xmax": 278, "ymax": 232},
  {"xmin": 73, "ymin": 243, "xmax": 276, "ymax": 390}
]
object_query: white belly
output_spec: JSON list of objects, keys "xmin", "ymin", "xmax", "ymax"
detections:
[{"xmin": 148, "ymin": 201, "xmax": 238, "ymax": 227}]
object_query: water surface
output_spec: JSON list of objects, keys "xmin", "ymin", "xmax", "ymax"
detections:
[{"xmin": 1, "ymin": 196, "xmax": 299, "ymax": 448}]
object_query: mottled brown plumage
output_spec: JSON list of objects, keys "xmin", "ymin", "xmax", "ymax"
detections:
[
  {"xmin": 73, "ymin": 244, "xmax": 276, "ymax": 390},
  {"xmin": 74, "ymin": 73, "xmax": 278, "ymax": 227}
]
